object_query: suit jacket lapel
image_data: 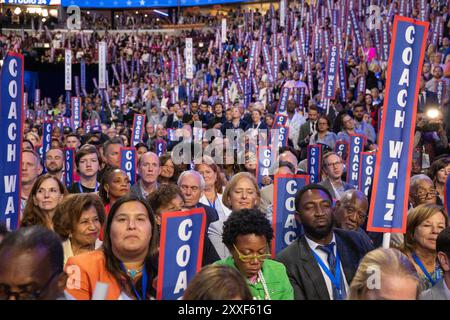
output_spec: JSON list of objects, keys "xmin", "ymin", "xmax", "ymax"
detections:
[
  {"xmin": 335, "ymin": 233, "xmax": 356, "ymax": 286},
  {"xmin": 298, "ymin": 237, "xmax": 331, "ymax": 300}
]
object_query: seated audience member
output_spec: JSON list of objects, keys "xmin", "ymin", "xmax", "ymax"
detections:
[
  {"xmin": 277, "ymin": 184, "xmax": 373, "ymax": 300},
  {"xmin": 334, "ymin": 190, "xmax": 371, "ymax": 241},
  {"xmin": 401, "ymin": 204, "xmax": 448, "ymax": 290},
  {"xmin": 183, "ymin": 265, "xmax": 253, "ymax": 300},
  {"xmin": 427, "ymin": 157, "xmax": 450, "ymax": 205},
  {"xmin": 21, "ymin": 149, "xmax": 44, "ymax": 215},
  {"xmin": 177, "ymin": 170, "xmax": 219, "ymax": 229},
  {"xmin": 52, "ymin": 194, "xmax": 105, "ymax": 264},
  {"xmin": 216, "ymin": 209, "xmax": 294, "ymax": 300},
  {"xmin": 131, "ymin": 152, "xmax": 160, "ymax": 200},
  {"xmin": 0, "ymin": 226, "xmax": 68, "ymax": 300},
  {"xmin": 195, "ymin": 156, "xmax": 231, "ymax": 221},
  {"xmin": 98, "ymin": 167, "xmax": 131, "ymax": 212},
  {"xmin": 409, "ymin": 174, "xmax": 439, "ymax": 208},
  {"xmin": 68, "ymin": 144, "xmax": 101, "ymax": 194},
  {"xmin": 309, "ymin": 115, "xmax": 338, "ymax": 151},
  {"xmin": 148, "ymin": 184, "xmax": 220, "ymax": 266},
  {"xmin": 420, "ymin": 227, "xmax": 450, "ymax": 300},
  {"xmin": 21, "ymin": 174, "xmax": 67, "ymax": 230},
  {"xmin": 391, "ymin": 174, "xmax": 440, "ymax": 246},
  {"xmin": 209, "ymin": 172, "xmax": 264, "ymax": 259},
  {"xmin": 348, "ymin": 248, "xmax": 420, "ymax": 300},
  {"xmin": 158, "ymin": 154, "xmax": 178, "ymax": 185},
  {"xmin": 65, "ymin": 196, "xmax": 158, "ymax": 300},
  {"xmin": 319, "ymin": 152, "xmax": 354, "ymax": 201},
  {"xmin": 44, "ymin": 148, "xmax": 65, "ymax": 181}
]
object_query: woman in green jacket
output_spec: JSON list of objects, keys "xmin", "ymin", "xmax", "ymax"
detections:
[{"xmin": 215, "ymin": 208, "xmax": 294, "ymax": 300}]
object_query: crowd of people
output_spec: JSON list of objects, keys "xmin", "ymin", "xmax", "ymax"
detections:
[{"xmin": 0, "ymin": 0, "xmax": 450, "ymax": 300}]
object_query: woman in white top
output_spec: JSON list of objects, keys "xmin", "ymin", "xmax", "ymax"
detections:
[
  {"xmin": 195, "ymin": 156, "xmax": 232, "ymax": 220},
  {"xmin": 52, "ymin": 193, "xmax": 105, "ymax": 265}
]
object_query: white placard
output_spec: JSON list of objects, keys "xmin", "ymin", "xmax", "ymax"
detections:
[
  {"xmin": 185, "ymin": 38, "xmax": 194, "ymax": 79},
  {"xmin": 98, "ymin": 41, "xmax": 107, "ymax": 89},
  {"xmin": 65, "ymin": 49, "xmax": 72, "ymax": 91},
  {"xmin": 221, "ymin": 18, "xmax": 227, "ymax": 43}
]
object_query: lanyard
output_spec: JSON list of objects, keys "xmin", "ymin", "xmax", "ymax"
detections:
[
  {"xmin": 258, "ymin": 270, "xmax": 271, "ymax": 300},
  {"xmin": 206, "ymin": 196, "xmax": 216, "ymax": 210},
  {"xmin": 412, "ymin": 253, "xmax": 440, "ymax": 286},
  {"xmin": 121, "ymin": 263, "xmax": 148, "ymax": 300},
  {"xmin": 311, "ymin": 249, "xmax": 343, "ymax": 293},
  {"xmin": 78, "ymin": 182, "xmax": 99, "ymax": 193}
]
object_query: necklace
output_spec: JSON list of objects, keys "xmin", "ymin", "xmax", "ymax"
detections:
[
  {"xmin": 124, "ymin": 265, "xmax": 144, "ymax": 279},
  {"xmin": 258, "ymin": 270, "xmax": 271, "ymax": 300}
]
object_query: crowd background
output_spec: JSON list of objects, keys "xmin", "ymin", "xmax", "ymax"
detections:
[{"xmin": 0, "ymin": 0, "xmax": 449, "ymax": 301}]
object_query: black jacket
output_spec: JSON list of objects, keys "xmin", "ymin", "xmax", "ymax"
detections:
[{"xmin": 276, "ymin": 228, "xmax": 374, "ymax": 300}]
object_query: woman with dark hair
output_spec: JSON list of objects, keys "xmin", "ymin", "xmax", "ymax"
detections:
[
  {"xmin": 53, "ymin": 193, "xmax": 106, "ymax": 264},
  {"xmin": 183, "ymin": 265, "xmax": 253, "ymax": 300},
  {"xmin": 158, "ymin": 154, "xmax": 178, "ymax": 185},
  {"xmin": 195, "ymin": 156, "xmax": 231, "ymax": 220},
  {"xmin": 215, "ymin": 209, "xmax": 294, "ymax": 300},
  {"xmin": 98, "ymin": 167, "xmax": 131, "ymax": 213},
  {"xmin": 65, "ymin": 195, "xmax": 159, "ymax": 300},
  {"xmin": 428, "ymin": 158, "xmax": 450, "ymax": 204},
  {"xmin": 309, "ymin": 115, "xmax": 338, "ymax": 150},
  {"xmin": 401, "ymin": 204, "xmax": 448, "ymax": 290},
  {"xmin": 21, "ymin": 174, "xmax": 67, "ymax": 230},
  {"xmin": 147, "ymin": 184, "xmax": 185, "ymax": 228}
]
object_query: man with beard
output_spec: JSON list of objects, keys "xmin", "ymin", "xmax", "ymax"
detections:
[
  {"xmin": 45, "ymin": 148, "xmax": 65, "ymax": 181},
  {"xmin": 352, "ymin": 104, "xmax": 377, "ymax": 144},
  {"xmin": 276, "ymin": 184, "xmax": 373, "ymax": 300}
]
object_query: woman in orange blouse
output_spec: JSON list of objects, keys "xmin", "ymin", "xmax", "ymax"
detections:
[{"xmin": 65, "ymin": 195, "xmax": 159, "ymax": 300}]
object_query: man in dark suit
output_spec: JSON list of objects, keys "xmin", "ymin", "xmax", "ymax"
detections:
[
  {"xmin": 418, "ymin": 76, "xmax": 439, "ymax": 114},
  {"xmin": 297, "ymin": 105, "xmax": 320, "ymax": 160},
  {"xmin": 276, "ymin": 184, "xmax": 373, "ymax": 300}
]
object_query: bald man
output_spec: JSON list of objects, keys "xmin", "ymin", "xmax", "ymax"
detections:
[
  {"xmin": 334, "ymin": 189, "xmax": 373, "ymax": 245},
  {"xmin": 130, "ymin": 152, "xmax": 161, "ymax": 200}
]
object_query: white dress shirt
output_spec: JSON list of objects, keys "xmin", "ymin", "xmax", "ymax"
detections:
[{"xmin": 305, "ymin": 233, "xmax": 349, "ymax": 299}]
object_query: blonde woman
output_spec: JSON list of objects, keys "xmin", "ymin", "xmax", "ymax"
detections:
[{"xmin": 348, "ymin": 248, "xmax": 420, "ymax": 300}]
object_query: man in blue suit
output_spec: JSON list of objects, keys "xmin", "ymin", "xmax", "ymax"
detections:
[{"xmin": 277, "ymin": 184, "xmax": 373, "ymax": 300}]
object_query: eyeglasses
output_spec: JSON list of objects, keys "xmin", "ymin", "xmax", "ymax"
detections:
[
  {"xmin": 233, "ymin": 244, "xmax": 271, "ymax": 263},
  {"xmin": 325, "ymin": 161, "xmax": 342, "ymax": 168},
  {"xmin": 416, "ymin": 188, "xmax": 437, "ymax": 199},
  {"xmin": 0, "ymin": 270, "xmax": 61, "ymax": 300}
]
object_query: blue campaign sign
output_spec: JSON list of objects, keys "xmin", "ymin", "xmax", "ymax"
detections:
[
  {"xmin": 71, "ymin": 97, "xmax": 82, "ymax": 130},
  {"xmin": 307, "ymin": 145, "xmax": 321, "ymax": 184},
  {"xmin": 42, "ymin": 121, "xmax": 53, "ymax": 162},
  {"xmin": 0, "ymin": 53, "xmax": 24, "ymax": 230},
  {"xmin": 359, "ymin": 152, "xmax": 376, "ymax": 197},
  {"xmin": 276, "ymin": 87, "xmax": 290, "ymax": 114},
  {"xmin": 64, "ymin": 148, "xmax": 75, "ymax": 188},
  {"xmin": 334, "ymin": 140, "xmax": 349, "ymax": 161},
  {"xmin": 272, "ymin": 174, "xmax": 309, "ymax": 256},
  {"xmin": 271, "ymin": 126, "xmax": 289, "ymax": 149},
  {"xmin": 324, "ymin": 45, "xmax": 338, "ymax": 99},
  {"xmin": 119, "ymin": 147, "xmax": 137, "ymax": 185},
  {"xmin": 273, "ymin": 113, "xmax": 288, "ymax": 128},
  {"xmin": 131, "ymin": 114, "xmax": 146, "ymax": 147},
  {"xmin": 157, "ymin": 208, "xmax": 206, "ymax": 300},
  {"xmin": 368, "ymin": 16, "xmax": 429, "ymax": 233},
  {"xmin": 346, "ymin": 134, "xmax": 366, "ymax": 189},
  {"xmin": 155, "ymin": 138, "xmax": 167, "ymax": 157},
  {"xmin": 256, "ymin": 146, "xmax": 275, "ymax": 187}
]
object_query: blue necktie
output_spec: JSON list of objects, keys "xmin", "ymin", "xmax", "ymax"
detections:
[{"xmin": 318, "ymin": 242, "xmax": 347, "ymax": 300}]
